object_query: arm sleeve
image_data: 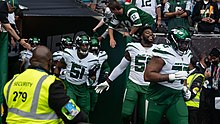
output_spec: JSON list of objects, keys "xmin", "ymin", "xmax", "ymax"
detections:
[
  {"xmin": 108, "ymin": 57, "xmax": 130, "ymax": 81},
  {"xmin": 192, "ymin": 3, "xmax": 202, "ymax": 22},
  {"xmin": 185, "ymin": 0, "xmax": 192, "ymax": 16},
  {"xmin": 163, "ymin": 2, "xmax": 170, "ymax": 13},
  {"xmin": 127, "ymin": 8, "xmax": 142, "ymax": 27},
  {"xmin": 49, "ymin": 79, "xmax": 88, "ymax": 123}
]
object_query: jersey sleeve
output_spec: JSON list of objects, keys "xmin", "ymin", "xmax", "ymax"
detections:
[
  {"xmin": 163, "ymin": 2, "xmax": 170, "ymax": 13},
  {"xmin": 108, "ymin": 17, "xmax": 120, "ymax": 29},
  {"xmin": 152, "ymin": 44, "xmax": 175, "ymax": 64},
  {"xmin": 125, "ymin": 43, "xmax": 139, "ymax": 57},
  {"xmin": 126, "ymin": 4, "xmax": 142, "ymax": 27},
  {"xmin": 52, "ymin": 51, "xmax": 63, "ymax": 61},
  {"xmin": 62, "ymin": 49, "xmax": 73, "ymax": 64}
]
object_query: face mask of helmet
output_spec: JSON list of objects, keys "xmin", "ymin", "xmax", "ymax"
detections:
[
  {"xmin": 76, "ymin": 35, "xmax": 91, "ymax": 55},
  {"xmin": 61, "ymin": 36, "xmax": 73, "ymax": 50}
]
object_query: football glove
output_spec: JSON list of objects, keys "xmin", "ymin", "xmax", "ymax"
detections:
[
  {"xmin": 183, "ymin": 86, "xmax": 191, "ymax": 100},
  {"xmin": 95, "ymin": 81, "xmax": 109, "ymax": 94},
  {"xmin": 169, "ymin": 71, "xmax": 188, "ymax": 81}
]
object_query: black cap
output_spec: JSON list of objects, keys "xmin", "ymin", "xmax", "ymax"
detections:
[{"xmin": 209, "ymin": 48, "xmax": 220, "ymax": 58}]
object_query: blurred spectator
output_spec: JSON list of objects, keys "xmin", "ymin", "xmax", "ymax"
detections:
[
  {"xmin": 200, "ymin": 48, "xmax": 220, "ymax": 124},
  {"xmin": 125, "ymin": 0, "xmax": 162, "ymax": 28},
  {"xmin": 93, "ymin": 7, "xmax": 114, "ymax": 42},
  {"xmin": 192, "ymin": 0, "xmax": 218, "ymax": 33},
  {"xmin": 7, "ymin": 12, "xmax": 20, "ymax": 80},
  {"xmin": 0, "ymin": 0, "xmax": 31, "ymax": 50},
  {"xmin": 163, "ymin": 0, "xmax": 192, "ymax": 32},
  {"xmin": 107, "ymin": 0, "xmax": 155, "ymax": 48}
]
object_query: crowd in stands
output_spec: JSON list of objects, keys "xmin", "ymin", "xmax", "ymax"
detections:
[{"xmin": 86, "ymin": 0, "xmax": 220, "ymax": 34}]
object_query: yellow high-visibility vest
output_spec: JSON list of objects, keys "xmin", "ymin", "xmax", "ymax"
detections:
[
  {"xmin": 186, "ymin": 73, "xmax": 205, "ymax": 108},
  {"xmin": 4, "ymin": 69, "xmax": 64, "ymax": 124}
]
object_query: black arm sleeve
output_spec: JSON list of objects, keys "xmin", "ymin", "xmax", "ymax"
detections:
[
  {"xmin": 49, "ymin": 79, "xmax": 88, "ymax": 124},
  {"xmin": 189, "ymin": 75, "xmax": 203, "ymax": 100},
  {"xmin": 192, "ymin": 2, "xmax": 202, "ymax": 22}
]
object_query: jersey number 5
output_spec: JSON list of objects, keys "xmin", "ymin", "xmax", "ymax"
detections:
[
  {"xmin": 70, "ymin": 62, "xmax": 85, "ymax": 79},
  {"xmin": 135, "ymin": 55, "xmax": 151, "ymax": 72}
]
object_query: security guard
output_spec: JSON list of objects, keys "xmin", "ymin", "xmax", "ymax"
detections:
[
  {"xmin": 185, "ymin": 56, "xmax": 211, "ymax": 124},
  {"xmin": 2, "ymin": 46, "xmax": 88, "ymax": 124}
]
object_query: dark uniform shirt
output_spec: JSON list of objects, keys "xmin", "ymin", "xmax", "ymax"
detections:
[{"xmin": 0, "ymin": 1, "xmax": 9, "ymax": 24}]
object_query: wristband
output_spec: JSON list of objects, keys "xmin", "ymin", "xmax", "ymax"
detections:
[{"xmin": 168, "ymin": 74, "xmax": 175, "ymax": 81}]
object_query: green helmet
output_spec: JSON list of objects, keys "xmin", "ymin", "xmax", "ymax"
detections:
[
  {"xmin": 61, "ymin": 36, "xmax": 73, "ymax": 49},
  {"xmin": 28, "ymin": 37, "xmax": 40, "ymax": 46},
  {"xmin": 168, "ymin": 27, "xmax": 191, "ymax": 55},
  {"xmin": 90, "ymin": 37, "xmax": 100, "ymax": 54},
  {"xmin": 75, "ymin": 34, "xmax": 91, "ymax": 55}
]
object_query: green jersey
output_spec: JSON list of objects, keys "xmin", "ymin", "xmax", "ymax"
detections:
[{"xmin": 109, "ymin": 4, "xmax": 155, "ymax": 29}]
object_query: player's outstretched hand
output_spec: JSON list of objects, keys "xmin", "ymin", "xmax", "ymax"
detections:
[{"xmin": 95, "ymin": 81, "xmax": 109, "ymax": 94}]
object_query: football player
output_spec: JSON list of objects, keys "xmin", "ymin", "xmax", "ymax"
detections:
[
  {"xmin": 144, "ymin": 27, "xmax": 192, "ymax": 124},
  {"xmin": 19, "ymin": 37, "xmax": 41, "ymax": 72},
  {"xmin": 88, "ymin": 36, "xmax": 110, "ymax": 122},
  {"xmin": 95, "ymin": 26, "xmax": 157, "ymax": 123},
  {"xmin": 52, "ymin": 36, "xmax": 74, "ymax": 79},
  {"xmin": 56, "ymin": 34, "xmax": 99, "ymax": 115}
]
